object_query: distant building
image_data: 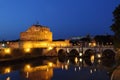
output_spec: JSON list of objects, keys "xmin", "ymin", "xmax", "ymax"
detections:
[{"xmin": 8, "ymin": 41, "xmax": 19, "ymax": 48}]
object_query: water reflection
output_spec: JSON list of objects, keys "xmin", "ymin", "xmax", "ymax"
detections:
[
  {"xmin": 22, "ymin": 64, "xmax": 53, "ymax": 80},
  {"xmin": 0, "ymin": 57, "xmax": 117, "ymax": 80}
]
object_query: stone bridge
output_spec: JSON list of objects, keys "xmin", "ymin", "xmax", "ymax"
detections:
[{"xmin": 56, "ymin": 46, "xmax": 116, "ymax": 58}]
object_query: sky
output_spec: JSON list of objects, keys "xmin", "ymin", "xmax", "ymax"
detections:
[{"xmin": 0, "ymin": 0, "xmax": 119, "ymax": 40}]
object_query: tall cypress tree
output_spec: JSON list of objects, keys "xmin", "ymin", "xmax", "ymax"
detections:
[{"xmin": 111, "ymin": 5, "xmax": 120, "ymax": 49}]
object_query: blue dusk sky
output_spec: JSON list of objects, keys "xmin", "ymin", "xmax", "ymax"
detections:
[{"xmin": 0, "ymin": 0, "xmax": 119, "ymax": 40}]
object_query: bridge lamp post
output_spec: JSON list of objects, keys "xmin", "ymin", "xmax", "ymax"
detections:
[{"xmin": 80, "ymin": 42, "xmax": 84, "ymax": 57}]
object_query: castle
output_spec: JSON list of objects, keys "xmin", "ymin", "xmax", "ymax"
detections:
[{"xmin": 8, "ymin": 24, "xmax": 70, "ymax": 48}]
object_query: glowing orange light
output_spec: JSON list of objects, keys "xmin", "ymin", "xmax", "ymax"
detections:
[
  {"xmin": 75, "ymin": 57, "xmax": 78, "ymax": 63},
  {"xmin": 26, "ymin": 64, "xmax": 31, "ymax": 69},
  {"xmin": 4, "ymin": 67, "xmax": 11, "ymax": 73},
  {"xmin": 90, "ymin": 55, "xmax": 94, "ymax": 63},
  {"xmin": 24, "ymin": 64, "xmax": 31, "ymax": 72},
  {"xmin": 93, "ymin": 43, "xmax": 96, "ymax": 46},
  {"xmin": 24, "ymin": 48, "xmax": 31, "ymax": 53},
  {"xmin": 62, "ymin": 65, "xmax": 64, "ymax": 70},
  {"xmin": 48, "ymin": 62, "xmax": 53, "ymax": 67},
  {"xmin": 47, "ymin": 46, "xmax": 53, "ymax": 51},
  {"xmin": 4, "ymin": 48, "xmax": 11, "ymax": 54}
]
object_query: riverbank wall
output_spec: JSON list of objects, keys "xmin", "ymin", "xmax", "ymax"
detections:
[{"xmin": 0, "ymin": 48, "xmax": 57, "ymax": 62}]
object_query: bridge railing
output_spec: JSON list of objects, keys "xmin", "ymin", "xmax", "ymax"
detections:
[{"xmin": 56, "ymin": 45, "xmax": 114, "ymax": 48}]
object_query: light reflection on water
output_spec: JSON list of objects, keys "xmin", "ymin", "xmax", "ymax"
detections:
[{"xmin": 0, "ymin": 57, "xmax": 116, "ymax": 80}]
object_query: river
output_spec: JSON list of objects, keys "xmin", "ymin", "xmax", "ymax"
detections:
[{"xmin": 0, "ymin": 56, "xmax": 117, "ymax": 80}]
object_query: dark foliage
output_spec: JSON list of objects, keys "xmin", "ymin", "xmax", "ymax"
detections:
[
  {"xmin": 94, "ymin": 35, "xmax": 113, "ymax": 45},
  {"xmin": 110, "ymin": 4, "xmax": 120, "ymax": 48}
]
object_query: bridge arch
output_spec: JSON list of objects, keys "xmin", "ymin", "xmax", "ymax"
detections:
[
  {"xmin": 84, "ymin": 49, "xmax": 95, "ymax": 58},
  {"xmin": 68, "ymin": 49, "xmax": 79, "ymax": 57},
  {"xmin": 84, "ymin": 58, "xmax": 93, "ymax": 66},
  {"xmin": 102, "ymin": 49, "xmax": 115, "ymax": 59},
  {"xmin": 58, "ymin": 49, "xmax": 68, "ymax": 57},
  {"xmin": 56, "ymin": 46, "xmax": 116, "ymax": 58}
]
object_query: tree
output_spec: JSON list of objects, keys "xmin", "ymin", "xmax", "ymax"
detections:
[
  {"xmin": 94, "ymin": 35, "xmax": 113, "ymax": 45},
  {"xmin": 111, "ymin": 4, "xmax": 120, "ymax": 48}
]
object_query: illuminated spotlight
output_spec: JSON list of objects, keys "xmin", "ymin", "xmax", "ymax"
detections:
[
  {"xmin": 97, "ymin": 54, "xmax": 101, "ymax": 58},
  {"xmin": 24, "ymin": 64, "xmax": 31, "ymax": 72},
  {"xmin": 47, "ymin": 46, "xmax": 53, "ymax": 51},
  {"xmin": 62, "ymin": 65, "xmax": 64, "ymax": 70},
  {"xmin": 24, "ymin": 48, "xmax": 31, "ymax": 53},
  {"xmin": 4, "ymin": 48, "xmax": 11, "ymax": 54},
  {"xmin": 74, "ymin": 57, "xmax": 78, "ymax": 63},
  {"xmin": 48, "ymin": 62, "xmax": 53, "ymax": 67},
  {"xmin": 93, "ymin": 42, "xmax": 96, "ymax": 47},
  {"xmin": 90, "ymin": 55, "xmax": 94, "ymax": 63},
  {"xmin": 26, "ymin": 64, "xmax": 31, "ymax": 69},
  {"xmin": 2, "ymin": 43, "xmax": 5, "ymax": 47},
  {"xmin": 79, "ymin": 58, "xmax": 82, "ymax": 62},
  {"xmin": 79, "ymin": 52, "xmax": 82, "ymax": 56},
  {"xmin": 4, "ymin": 67, "xmax": 11, "ymax": 73}
]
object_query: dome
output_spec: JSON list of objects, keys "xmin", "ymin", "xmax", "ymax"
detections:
[{"xmin": 20, "ymin": 24, "xmax": 52, "ymax": 41}]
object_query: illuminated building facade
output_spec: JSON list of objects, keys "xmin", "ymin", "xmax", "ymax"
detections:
[
  {"xmin": 19, "ymin": 24, "xmax": 71, "ymax": 48},
  {"xmin": 20, "ymin": 24, "xmax": 52, "ymax": 41},
  {"xmin": 21, "ymin": 40, "xmax": 70, "ymax": 48}
]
